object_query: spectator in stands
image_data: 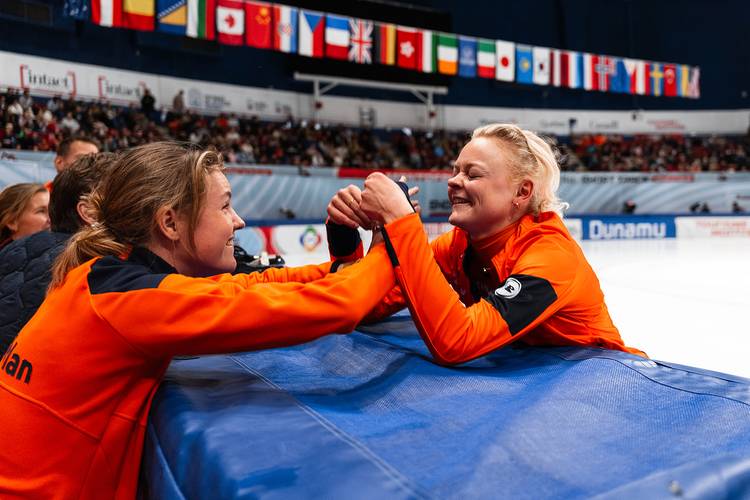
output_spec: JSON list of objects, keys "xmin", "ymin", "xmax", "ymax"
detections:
[
  {"xmin": 17, "ymin": 89, "xmax": 33, "ymax": 111},
  {"xmin": 328, "ymin": 123, "xmax": 644, "ymax": 365},
  {"xmin": 140, "ymin": 87, "xmax": 156, "ymax": 119},
  {"xmin": 60, "ymin": 111, "xmax": 80, "ymax": 135},
  {"xmin": 732, "ymin": 201, "xmax": 745, "ymax": 213},
  {"xmin": 0, "ymin": 152, "xmax": 115, "ymax": 354},
  {"xmin": 0, "ymin": 141, "xmax": 424, "ymax": 498},
  {"xmin": 0, "ymin": 183, "xmax": 50, "ymax": 250},
  {"xmin": 172, "ymin": 89, "xmax": 185, "ymax": 113},
  {"xmin": 53, "ymin": 136, "xmax": 99, "ymax": 174}
]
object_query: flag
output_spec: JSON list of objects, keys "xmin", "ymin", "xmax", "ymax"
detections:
[
  {"xmin": 122, "ymin": 0, "xmax": 155, "ymax": 31},
  {"xmin": 216, "ymin": 0, "xmax": 244, "ymax": 45},
  {"xmin": 687, "ymin": 66, "xmax": 700, "ymax": 99},
  {"xmin": 551, "ymin": 50, "xmax": 561, "ymax": 87},
  {"xmin": 560, "ymin": 50, "xmax": 581, "ymax": 88},
  {"xmin": 516, "ymin": 44, "xmax": 533, "ymax": 84},
  {"xmin": 495, "ymin": 40, "xmax": 514, "ymax": 81},
  {"xmin": 417, "ymin": 30, "xmax": 434, "ymax": 73},
  {"xmin": 458, "ymin": 37, "xmax": 477, "ymax": 78},
  {"xmin": 325, "ymin": 14, "xmax": 350, "ymax": 60},
  {"xmin": 624, "ymin": 58, "xmax": 646, "ymax": 95},
  {"xmin": 663, "ymin": 63, "xmax": 677, "ymax": 97},
  {"xmin": 273, "ymin": 5, "xmax": 297, "ymax": 53},
  {"xmin": 373, "ymin": 23, "xmax": 396, "ymax": 65},
  {"xmin": 299, "ymin": 10, "xmax": 325, "ymax": 57},
  {"xmin": 64, "ymin": 0, "xmax": 89, "ymax": 20},
  {"xmin": 609, "ymin": 59, "xmax": 630, "ymax": 94},
  {"xmin": 532, "ymin": 46, "xmax": 550, "ymax": 85},
  {"xmin": 245, "ymin": 1, "xmax": 272, "ymax": 48},
  {"xmin": 436, "ymin": 33, "xmax": 458, "ymax": 75},
  {"xmin": 187, "ymin": 0, "xmax": 215, "ymax": 39},
  {"xmin": 92, "ymin": 0, "xmax": 122, "ymax": 27},
  {"xmin": 396, "ymin": 27, "xmax": 418, "ymax": 69},
  {"xmin": 649, "ymin": 62, "xmax": 664, "ymax": 97},
  {"xmin": 476, "ymin": 39, "xmax": 495, "ymax": 78},
  {"xmin": 348, "ymin": 18, "xmax": 372, "ymax": 63},
  {"xmin": 156, "ymin": 0, "xmax": 186, "ymax": 34},
  {"xmin": 592, "ymin": 56, "xmax": 615, "ymax": 91},
  {"xmin": 582, "ymin": 53, "xmax": 594, "ymax": 90},
  {"xmin": 676, "ymin": 64, "xmax": 690, "ymax": 97}
]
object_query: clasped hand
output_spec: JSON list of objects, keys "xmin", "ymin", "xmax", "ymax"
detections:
[{"xmin": 327, "ymin": 173, "xmax": 419, "ymax": 229}]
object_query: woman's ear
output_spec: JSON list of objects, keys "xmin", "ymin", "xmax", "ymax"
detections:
[
  {"xmin": 6, "ymin": 219, "xmax": 18, "ymax": 233},
  {"xmin": 515, "ymin": 179, "xmax": 534, "ymax": 204},
  {"xmin": 154, "ymin": 206, "xmax": 181, "ymax": 242},
  {"xmin": 76, "ymin": 200, "xmax": 96, "ymax": 226}
]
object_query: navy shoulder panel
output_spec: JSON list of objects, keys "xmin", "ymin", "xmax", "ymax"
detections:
[
  {"xmin": 88, "ymin": 255, "xmax": 169, "ymax": 295},
  {"xmin": 482, "ymin": 274, "xmax": 558, "ymax": 335}
]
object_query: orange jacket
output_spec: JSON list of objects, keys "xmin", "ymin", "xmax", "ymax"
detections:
[
  {"xmin": 373, "ymin": 212, "xmax": 644, "ymax": 365},
  {"xmin": 0, "ymin": 239, "xmax": 401, "ymax": 499}
]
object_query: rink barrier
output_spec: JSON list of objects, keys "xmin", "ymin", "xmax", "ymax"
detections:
[{"xmin": 234, "ymin": 215, "xmax": 750, "ymax": 259}]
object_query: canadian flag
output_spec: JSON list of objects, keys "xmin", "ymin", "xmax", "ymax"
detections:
[
  {"xmin": 217, "ymin": 0, "xmax": 245, "ymax": 46},
  {"xmin": 92, "ymin": 0, "xmax": 122, "ymax": 27}
]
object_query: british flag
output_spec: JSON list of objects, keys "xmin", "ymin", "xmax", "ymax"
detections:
[{"xmin": 348, "ymin": 19, "xmax": 373, "ymax": 64}]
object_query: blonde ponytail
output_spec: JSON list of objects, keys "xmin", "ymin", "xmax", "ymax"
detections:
[
  {"xmin": 50, "ymin": 223, "xmax": 128, "ymax": 289},
  {"xmin": 472, "ymin": 124, "xmax": 569, "ymax": 217}
]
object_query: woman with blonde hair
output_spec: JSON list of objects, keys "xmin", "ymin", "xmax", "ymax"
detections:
[
  {"xmin": 0, "ymin": 183, "xmax": 50, "ymax": 249},
  {"xmin": 0, "ymin": 141, "xmax": 423, "ymax": 498},
  {"xmin": 328, "ymin": 123, "xmax": 644, "ymax": 365}
]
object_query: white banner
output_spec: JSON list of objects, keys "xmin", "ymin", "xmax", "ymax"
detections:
[{"xmin": 676, "ymin": 217, "xmax": 750, "ymax": 238}]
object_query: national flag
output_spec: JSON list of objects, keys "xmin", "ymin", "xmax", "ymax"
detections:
[
  {"xmin": 532, "ymin": 46, "xmax": 550, "ymax": 85},
  {"xmin": 216, "ymin": 0, "xmax": 244, "ymax": 45},
  {"xmin": 396, "ymin": 27, "xmax": 419, "ymax": 69},
  {"xmin": 476, "ymin": 39, "xmax": 495, "ymax": 78},
  {"xmin": 515, "ymin": 44, "xmax": 533, "ymax": 84},
  {"xmin": 325, "ymin": 14, "xmax": 350, "ymax": 60},
  {"xmin": 92, "ymin": 0, "xmax": 122, "ymax": 27},
  {"xmin": 609, "ymin": 59, "xmax": 630, "ymax": 94},
  {"xmin": 624, "ymin": 58, "xmax": 647, "ymax": 95},
  {"xmin": 122, "ymin": 0, "xmax": 155, "ymax": 31},
  {"xmin": 649, "ymin": 62, "xmax": 665, "ymax": 97},
  {"xmin": 156, "ymin": 0, "xmax": 186, "ymax": 34},
  {"xmin": 348, "ymin": 18, "xmax": 372, "ymax": 63},
  {"xmin": 676, "ymin": 64, "xmax": 690, "ymax": 97},
  {"xmin": 64, "ymin": 0, "xmax": 89, "ymax": 20},
  {"xmin": 373, "ymin": 23, "xmax": 396, "ymax": 65},
  {"xmin": 581, "ymin": 53, "xmax": 594, "ymax": 90},
  {"xmin": 272, "ymin": 5, "xmax": 297, "ymax": 53},
  {"xmin": 687, "ymin": 67, "xmax": 700, "ymax": 99},
  {"xmin": 663, "ymin": 63, "xmax": 677, "ymax": 97},
  {"xmin": 299, "ymin": 10, "xmax": 325, "ymax": 57},
  {"xmin": 417, "ymin": 30, "xmax": 434, "ymax": 73},
  {"xmin": 551, "ymin": 50, "xmax": 561, "ymax": 87},
  {"xmin": 436, "ymin": 33, "xmax": 458, "ymax": 75},
  {"xmin": 458, "ymin": 37, "xmax": 477, "ymax": 78},
  {"xmin": 559, "ymin": 50, "xmax": 581, "ymax": 88},
  {"xmin": 495, "ymin": 40, "xmax": 514, "ymax": 81},
  {"xmin": 245, "ymin": 1, "xmax": 272, "ymax": 48},
  {"xmin": 187, "ymin": 0, "xmax": 215, "ymax": 40},
  {"xmin": 592, "ymin": 56, "xmax": 615, "ymax": 91}
]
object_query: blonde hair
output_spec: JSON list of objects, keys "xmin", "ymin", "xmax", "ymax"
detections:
[
  {"xmin": 471, "ymin": 123, "xmax": 568, "ymax": 217},
  {"xmin": 50, "ymin": 142, "xmax": 223, "ymax": 288},
  {"xmin": 0, "ymin": 183, "xmax": 48, "ymax": 246}
]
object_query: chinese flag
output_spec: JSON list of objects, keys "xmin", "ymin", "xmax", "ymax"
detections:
[
  {"xmin": 663, "ymin": 64, "xmax": 678, "ymax": 97},
  {"xmin": 245, "ymin": 1, "xmax": 273, "ymax": 48}
]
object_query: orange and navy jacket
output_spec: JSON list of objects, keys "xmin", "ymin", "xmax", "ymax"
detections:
[
  {"xmin": 0, "ymin": 237, "xmax": 403, "ymax": 499},
  {"xmin": 369, "ymin": 212, "xmax": 645, "ymax": 365}
]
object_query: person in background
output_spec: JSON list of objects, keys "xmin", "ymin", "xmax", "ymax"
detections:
[
  {"xmin": 0, "ymin": 141, "xmax": 423, "ymax": 498},
  {"xmin": 53, "ymin": 136, "xmax": 99, "ymax": 174},
  {"xmin": 328, "ymin": 123, "xmax": 644, "ymax": 365},
  {"xmin": 0, "ymin": 153, "xmax": 115, "ymax": 354},
  {"xmin": 0, "ymin": 183, "xmax": 50, "ymax": 250},
  {"xmin": 172, "ymin": 89, "xmax": 185, "ymax": 114}
]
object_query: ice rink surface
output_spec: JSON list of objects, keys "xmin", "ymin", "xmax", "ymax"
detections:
[{"xmin": 581, "ymin": 237, "xmax": 750, "ymax": 379}]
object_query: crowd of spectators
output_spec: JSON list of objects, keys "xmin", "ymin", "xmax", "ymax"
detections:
[{"xmin": 1, "ymin": 87, "xmax": 748, "ymax": 172}]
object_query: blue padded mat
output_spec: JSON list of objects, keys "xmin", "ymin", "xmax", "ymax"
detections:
[{"xmin": 142, "ymin": 313, "xmax": 750, "ymax": 499}]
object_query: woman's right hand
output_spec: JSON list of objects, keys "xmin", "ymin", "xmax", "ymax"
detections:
[{"xmin": 327, "ymin": 184, "xmax": 375, "ymax": 229}]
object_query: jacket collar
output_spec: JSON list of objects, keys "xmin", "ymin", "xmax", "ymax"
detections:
[{"xmin": 128, "ymin": 247, "xmax": 177, "ymax": 274}]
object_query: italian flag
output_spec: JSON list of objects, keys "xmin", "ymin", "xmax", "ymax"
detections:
[
  {"xmin": 477, "ymin": 39, "xmax": 495, "ymax": 78},
  {"xmin": 436, "ymin": 33, "xmax": 457, "ymax": 75},
  {"xmin": 187, "ymin": 0, "xmax": 216, "ymax": 40}
]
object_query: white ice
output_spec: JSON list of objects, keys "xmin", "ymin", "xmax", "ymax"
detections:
[{"xmin": 581, "ymin": 238, "xmax": 750, "ymax": 379}]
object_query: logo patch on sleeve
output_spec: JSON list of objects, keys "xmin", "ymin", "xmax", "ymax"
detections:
[{"xmin": 495, "ymin": 277, "xmax": 522, "ymax": 299}]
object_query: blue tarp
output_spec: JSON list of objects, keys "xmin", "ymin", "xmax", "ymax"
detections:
[{"xmin": 142, "ymin": 313, "xmax": 750, "ymax": 499}]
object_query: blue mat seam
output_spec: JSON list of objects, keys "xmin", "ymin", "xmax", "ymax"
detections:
[{"xmin": 146, "ymin": 422, "xmax": 188, "ymax": 500}]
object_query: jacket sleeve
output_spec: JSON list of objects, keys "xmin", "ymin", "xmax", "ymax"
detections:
[
  {"xmin": 88, "ymin": 241, "xmax": 408, "ymax": 358},
  {"xmin": 381, "ymin": 213, "xmax": 576, "ymax": 365},
  {"xmin": 236, "ymin": 261, "xmax": 333, "ymax": 284}
]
